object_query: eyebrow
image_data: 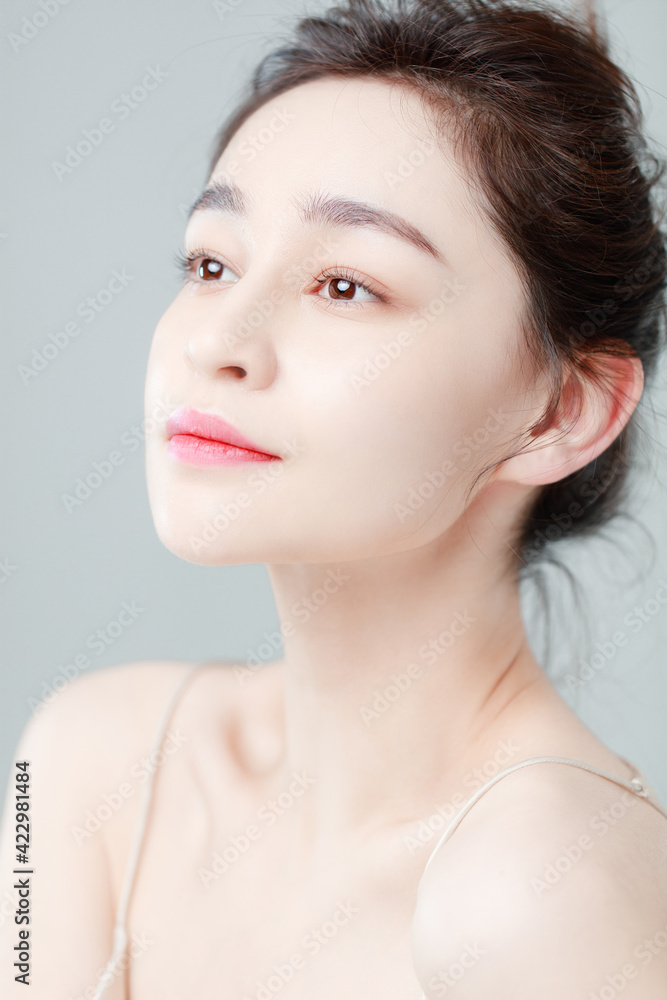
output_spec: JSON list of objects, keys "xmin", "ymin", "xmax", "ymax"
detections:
[{"xmin": 187, "ymin": 180, "xmax": 448, "ymax": 265}]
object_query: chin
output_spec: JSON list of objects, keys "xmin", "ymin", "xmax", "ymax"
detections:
[{"xmin": 148, "ymin": 499, "xmax": 242, "ymax": 566}]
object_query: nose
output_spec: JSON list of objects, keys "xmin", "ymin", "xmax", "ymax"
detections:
[{"xmin": 183, "ymin": 286, "xmax": 279, "ymax": 388}]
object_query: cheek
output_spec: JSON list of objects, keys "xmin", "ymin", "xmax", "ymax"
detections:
[
  {"xmin": 146, "ymin": 298, "xmax": 184, "ymax": 375},
  {"xmin": 143, "ymin": 298, "xmax": 196, "ymax": 434},
  {"xmin": 289, "ymin": 330, "xmax": 509, "ymax": 545},
  {"xmin": 143, "ymin": 309, "xmax": 190, "ymax": 527}
]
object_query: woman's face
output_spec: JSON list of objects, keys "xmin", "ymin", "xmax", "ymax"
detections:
[{"xmin": 145, "ymin": 75, "xmax": 536, "ymax": 565}]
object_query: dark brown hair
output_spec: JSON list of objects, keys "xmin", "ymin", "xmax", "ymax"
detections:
[{"xmin": 207, "ymin": 0, "xmax": 666, "ymax": 570}]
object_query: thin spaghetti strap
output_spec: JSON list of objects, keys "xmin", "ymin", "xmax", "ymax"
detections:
[
  {"xmin": 418, "ymin": 755, "xmax": 667, "ymax": 890},
  {"xmin": 91, "ymin": 661, "xmax": 206, "ymax": 1000}
]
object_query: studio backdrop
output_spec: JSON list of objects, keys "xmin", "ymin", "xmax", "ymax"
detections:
[{"xmin": 2, "ymin": 0, "xmax": 667, "ymax": 804}]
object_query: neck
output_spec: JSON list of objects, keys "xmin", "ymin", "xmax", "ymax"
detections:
[{"xmin": 264, "ymin": 491, "xmax": 550, "ymax": 852}]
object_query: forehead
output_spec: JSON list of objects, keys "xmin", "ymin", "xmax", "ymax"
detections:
[
  {"xmin": 204, "ymin": 75, "xmax": 521, "ymax": 296},
  {"xmin": 221, "ymin": 74, "xmax": 440, "ymax": 166},
  {"xmin": 213, "ymin": 81, "xmax": 476, "ymax": 228}
]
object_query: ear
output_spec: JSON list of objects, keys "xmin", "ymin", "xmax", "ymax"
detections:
[{"xmin": 493, "ymin": 353, "xmax": 644, "ymax": 487}]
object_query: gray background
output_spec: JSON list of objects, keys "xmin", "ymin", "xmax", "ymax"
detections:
[{"xmin": 1, "ymin": 0, "xmax": 666, "ymax": 805}]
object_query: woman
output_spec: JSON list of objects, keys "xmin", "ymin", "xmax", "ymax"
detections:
[{"xmin": 1, "ymin": 0, "xmax": 666, "ymax": 997}]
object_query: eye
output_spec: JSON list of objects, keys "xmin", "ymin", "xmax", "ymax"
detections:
[
  {"xmin": 315, "ymin": 267, "xmax": 386, "ymax": 305},
  {"xmin": 175, "ymin": 248, "xmax": 387, "ymax": 305},
  {"xmin": 174, "ymin": 249, "xmax": 238, "ymax": 285},
  {"xmin": 196, "ymin": 257, "xmax": 226, "ymax": 281}
]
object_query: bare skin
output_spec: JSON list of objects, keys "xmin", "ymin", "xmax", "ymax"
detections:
[
  {"xmin": 1, "ymin": 75, "xmax": 666, "ymax": 998},
  {"xmin": 3, "ymin": 657, "xmax": 665, "ymax": 999}
]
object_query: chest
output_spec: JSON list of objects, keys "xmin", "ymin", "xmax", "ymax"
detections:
[{"xmin": 107, "ymin": 776, "xmax": 430, "ymax": 999}]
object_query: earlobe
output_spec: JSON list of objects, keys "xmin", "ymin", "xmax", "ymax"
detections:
[{"xmin": 493, "ymin": 353, "xmax": 644, "ymax": 487}]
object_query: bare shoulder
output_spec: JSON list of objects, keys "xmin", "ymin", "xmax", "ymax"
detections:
[
  {"xmin": 0, "ymin": 658, "xmax": 284, "ymax": 998},
  {"xmin": 0, "ymin": 661, "xmax": 192, "ymax": 997},
  {"xmin": 18, "ymin": 656, "xmax": 284, "ymax": 772},
  {"xmin": 412, "ymin": 762, "xmax": 667, "ymax": 999}
]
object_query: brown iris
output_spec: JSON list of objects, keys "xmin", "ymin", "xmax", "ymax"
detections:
[
  {"xmin": 327, "ymin": 278, "xmax": 355, "ymax": 299},
  {"xmin": 198, "ymin": 258, "xmax": 223, "ymax": 281}
]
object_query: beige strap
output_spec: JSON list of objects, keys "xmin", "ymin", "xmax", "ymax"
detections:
[
  {"xmin": 91, "ymin": 662, "xmax": 205, "ymax": 1000},
  {"xmin": 418, "ymin": 754, "xmax": 667, "ymax": 888}
]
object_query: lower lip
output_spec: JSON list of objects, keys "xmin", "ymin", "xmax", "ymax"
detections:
[{"xmin": 168, "ymin": 434, "xmax": 280, "ymax": 467}]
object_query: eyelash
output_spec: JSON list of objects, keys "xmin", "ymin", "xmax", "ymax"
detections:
[{"xmin": 173, "ymin": 248, "xmax": 388, "ymax": 305}]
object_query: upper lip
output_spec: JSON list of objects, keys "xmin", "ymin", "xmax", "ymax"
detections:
[{"xmin": 166, "ymin": 406, "xmax": 280, "ymax": 457}]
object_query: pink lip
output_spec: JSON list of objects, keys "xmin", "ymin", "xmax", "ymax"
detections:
[{"xmin": 166, "ymin": 406, "xmax": 281, "ymax": 467}]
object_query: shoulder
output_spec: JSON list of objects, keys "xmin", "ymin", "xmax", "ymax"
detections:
[
  {"xmin": 9, "ymin": 657, "xmax": 286, "ymax": 814},
  {"xmin": 412, "ymin": 761, "xmax": 667, "ymax": 999},
  {"xmin": 0, "ymin": 658, "xmax": 283, "ymax": 996},
  {"xmin": 8, "ymin": 661, "xmax": 201, "ymax": 795},
  {"xmin": 0, "ymin": 661, "xmax": 191, "ymax": 994},
  {"xmin": 17, "ymin": 656, "xmax": 282, "ymax": 760},
  {"xmin": 19, "ymin": 659, "xmax": 196, "ymax": 744}
]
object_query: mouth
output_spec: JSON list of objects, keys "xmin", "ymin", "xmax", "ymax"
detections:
[{"xmin": 165, "ymin": 406, "xmax": 282, "ymax": 467}]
